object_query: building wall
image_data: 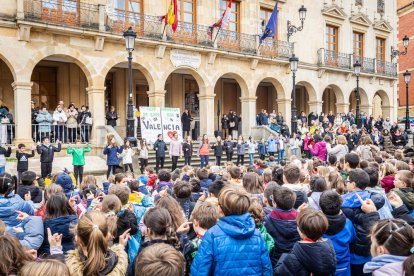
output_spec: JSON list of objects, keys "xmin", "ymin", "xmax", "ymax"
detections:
[
  {"xmin": 397, "ymin": 1, "xmax": 414, "ymax": 118},
  {"xmin": 0, "ymin": 0, "xmax": 399, "ymax": 144}
]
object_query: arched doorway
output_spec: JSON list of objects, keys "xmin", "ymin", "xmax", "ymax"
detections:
[
  {"xmin": 349, "ymin": 88, "xmax": 369, "ymax": 115},
  {"xmin": 295, "ymin": 81, "xmax": 317, "ymax": 116},
  {"xmin": 373, "ymin": 90, "xmax": 391, "ymax": 119},
  {"xmin": 0, "ymin": 58, "xmax": 15, "ymax": 144},
  {"xmin": 256, "ymin": 77, "xmax": 284, "ymax": 116},
  {"xmin": 322, "ymin": 85, "xmax": 344, "ymax": 115},
  {"xmin": 30, "ymin": 55, "xmax": 91, "ymax": 143}
]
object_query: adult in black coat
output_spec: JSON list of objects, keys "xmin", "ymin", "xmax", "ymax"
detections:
[
  {"xmin": 308, "ymin": 112, "xmax": 318, "ymax": 127},
  {"xmin": 106, "ymin": 106, "xmax": 118, "ymax": 127},
  {"xmin": 181, "ymin": 109, "xmax": 192, "ymax": 137}
]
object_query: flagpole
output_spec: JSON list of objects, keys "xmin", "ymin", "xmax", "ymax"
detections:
[
  {"xmin": 212, "ymin": 25, "xmax": 222, "ymax": 45},
  {"xmin": 162, "ymin": 23, "xmax": 167, "ymax": 38}
]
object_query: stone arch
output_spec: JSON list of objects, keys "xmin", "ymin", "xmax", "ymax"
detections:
[
  {"xmin": 100, "ymin": 53, "xmax": 156, "ymax": 91},
  {"xmin": 255, "ymin": 77, "xmax": 286, "ymax": 116},
  {"xmin": 321, "ymin": 84, "xmax": 346, "ymax": 114},
  {"xmin": 295, "ymin": 81, "xmax": 318, "ymax": 115},
  {"xmin": 24, "ymin": 46, "xmax": 96, "ymax": 86},
  {"xmin": 296, "ymin": 81, "xmax": 318, "ymax": 102},
  {"xmin": 0, "ymin": 54, "xmax": 17, "ymax": 81},
  {"xmin": 212, "ymin": 72, "xmax": 249, "ymax": 98},
  {"xmin": 348, "ymin": 87, "xmax": 369, "ymax": 114},
  {"xmin": 162, "ymin": 66, "xmax": 208, "ymax": 96},
  {"xmin": 254, "ymin": 77, "xmax": 286, "ymax": 100},
  {"xmin": 373, "ymin": 90, "xmax": 391, "ymax": 118}
]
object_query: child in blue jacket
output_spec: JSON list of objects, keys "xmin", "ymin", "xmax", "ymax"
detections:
[
  {"xmin": 103, "ymin": 134, "xmax": 123, "ymax": 178},
  {"xmin": 258, "ymin": 138, "xmax": 267, "ymax": 160},
  {"xmin": 191, "ymin": 185, "xmax": 272, "ymax": 276},
  {"xmin": 321, "ymin": 190, "xmax": 356, "ymax": 276}
]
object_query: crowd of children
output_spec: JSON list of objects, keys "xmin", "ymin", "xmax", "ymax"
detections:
[{"xmin": 4, "ymin": 127, "xmax": 414, "ymax": 276}]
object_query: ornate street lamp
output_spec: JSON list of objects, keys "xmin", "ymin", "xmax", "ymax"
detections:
[
  {"xmin": 353, "ymin": 60, "xmax": 362, "ymax": 129},
  {"xmin": 404, "ymin": 70, "xmax": 411, "ymax": 132},
  {"xmin": 123, "ymin": 27, "xmax": 137, "ymax": 146},
  {"xmin": 287, "ymin": 5, "xmax": 307, "ymax": 44},
  {"xmin": 290, "ymin": 54, "xmax": 299, "ymax": 134},
  {"xmin": 391, "ymin": 35, "xmax": 409, "ymax": 61}
]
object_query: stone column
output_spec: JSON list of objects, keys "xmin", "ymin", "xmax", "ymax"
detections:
[
  {"xmin": 148, "ymin": 90, "xmax": 166, "ymax": 107},
  {"xmin": 360, "ymin": 104, "xmax": 373, "ymax": 116},
  {"xmin": 198, "ymin": 94, "xmax": 215, "ymax": 136},
  {"xmin": 276, "ymin": 98, "xmax": 292, "ymax": 124},
  {"xmin": 87, "ymin": 86, "xmax": 105, "ymax": 145},
  {"xmin": 240, "ymin": 97, "xmax": 257, "ymax": 137},
  {"xmin": 336, "ymin": 103, "xmax": 350, "ymax": 114},
  {"xmin": 12, "ymin": 82, "xmax": 33, "ymax": 144},
  {"xmin": 308, "ymin": 101, "xmax": 323, "ymax": 115}
]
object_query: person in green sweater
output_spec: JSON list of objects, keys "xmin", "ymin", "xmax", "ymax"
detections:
[
  {"xmin": 67, "ymin": 139, "xmax": 91, "ymax": 184},
  {"xmin": 249, "ymin": 198, "xmax": 275, "ymax": 252}
]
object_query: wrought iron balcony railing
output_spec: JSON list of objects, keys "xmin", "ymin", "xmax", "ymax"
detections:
[
  {"xmin": 22, "ymin": 0, "xmax": 291, "ymax": 59},
  {"xmin": 318, "ymin": 49, "xmax": 396, "ymax": 77}
]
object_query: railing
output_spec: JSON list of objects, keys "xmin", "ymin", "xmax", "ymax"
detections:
[
  {"xmin": 32, "ymin": 124, "xmax": 91, "ymax": 143},
  {"xmin": 216, "ymin": 30, "xmax": 256, "ymax": 54},
  {"xmin": 358, "ymin": 56, "xmax": 376, "ymax": 74},
  {"xmin": 0, "ymin": 124, "xmax": 16, "ymax": 145},
  {"xmin": 318, "ymin": 49, "xmax": 351, "ymax": 69},
  {"xmin": 260, "ymin": 39, "xmax": 292, "ymax": 59},
  {"xmin": 377, "ymin": 60, "xmax": 397, "ymax": 77},
  {"xmin": 24, "ymin": 0, "xmax": 99, "ymax": 30}
]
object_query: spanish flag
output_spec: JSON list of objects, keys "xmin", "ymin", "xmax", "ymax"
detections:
[{"xmin": 161, "ymin": 0, "xmax": 178, "ymax": 32}]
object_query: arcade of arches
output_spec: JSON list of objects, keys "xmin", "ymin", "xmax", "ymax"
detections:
[{"xmin": 0, "ymin": 55, "xmax": 394, "ymax": 144}]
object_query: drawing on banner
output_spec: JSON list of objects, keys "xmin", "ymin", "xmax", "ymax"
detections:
[
  {"xmin": 139, "ymin": 106, "xmax": 162, "ymax": 143},
  {"xmin": 161, "ymin": 107, "xmax": 183, "ymax": 143}
]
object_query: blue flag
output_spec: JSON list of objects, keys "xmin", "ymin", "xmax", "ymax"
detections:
[{"xmin": 259, "ymin": 1, "xmax": 279, "ymax": 44}]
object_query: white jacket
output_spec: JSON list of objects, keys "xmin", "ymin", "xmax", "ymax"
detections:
[
  {"xmin": 53, "ymin": 110, "xmax": 67, "ymax": 125},
  {"xmin": 122, "ymin": 147, "xmax": 135, "ymax": 164}
]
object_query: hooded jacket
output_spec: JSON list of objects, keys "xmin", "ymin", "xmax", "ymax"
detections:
[
  {"xmin": 258, "ymin": 142, "xmax": 267, "ymax": 155},
  {"xmin": 341, "ymin": 190, "xmax": 384, "ymax": 263},
  {"xmin": 263, "ymin": 208, "xmax": 300, "ymax": 266},
  {"xmin": 310, "ymin": 141, "xmax": 327, "ymax": 161},
  {"xmin": 190, "ymin": 213, "xmax": 272, "ymax": 276},
  {"xmin": 67, "ymin": 144, "xmax": 91, "ymax": 166},
  {"xmin": 363, "ymin": 254, "xmax": 407, "ymax": 275},
  {"xmin": 37, "ymin": 143, "xmax": 61, "ymax": 163},
  {"xmin": 66, "ymin": 244, "xmax": 128, "ymax": 276},
  {"xmin": 103, "ymin": 145, "xmax": 123, "ymax": 166},
  {"xmin": 8, "ymin": 215, "xmax": 44, "ymax": 250},
  {"xmin": 380, "ymin": 175, "xmax": 395, "ymax": 194},
  {"xmin": 308, "ymin": 192, "xmax": 323, "ymax": 211},
  {"xmin": 0, "ymin": 194, "xmax": 34, "ymax": 227},
  {"xmin": 391, "ymin": 187, "xmax": 414, "ymax": 211},
  {"xmin": 17, "ymin": 185, "xmax": 42, "ymax": 204},
  {"xmin": 283, "ymin": 183, "xmax": 309, "ymax": 209},
  {"xmin": 323, "ymin": 213, "xmax": 356, "ymax": 276},
  {"xmin": 35, "ymin": 111, "xmax": 53, "ymax": 132},
  {"xmin": 38, "ymin": 215, "xmax": 78, "ymax": 256},
  {"xmin": 267, "ymin": 138, "xmax": 277, "ymax": 153},
  {"xmin": 274, "ymin": 239, "xmax": 337, "ymax": 276}
]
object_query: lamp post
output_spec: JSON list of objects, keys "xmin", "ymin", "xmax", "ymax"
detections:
[
  {"xmin": 123, "ymin": 27, "xmax": 137, "ymax": 146},
  {"xmin": 391, "ymin": 35, "xmax": 409, "ymax": 61},
  {"xmin": 287, "ymin": 5, "xmax": 307, "ymax": 44},
  {"xmin": 404, "ymin": 70, "xmax": 411, "ymax": 132},
  {"xmin": 353, "ymin": 60, "xmax": 362, "ymax": 129},
  {"xmin": 289, "ymin": 54, "xmax": 299, "ymax": 134}
]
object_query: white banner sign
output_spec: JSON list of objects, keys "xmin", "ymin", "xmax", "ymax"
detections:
[
  {"xmin": 160, "ymin": 107, "xmax": 183, "ymax": 143},
  {"xmin": 139, "ymin": 106, "xmax": 162, "ymax": 143},
  {"xmin": 139, "ymin": 107, "xmax": 182, "ymax": 143}
]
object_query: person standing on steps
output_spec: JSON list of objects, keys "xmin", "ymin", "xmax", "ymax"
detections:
[
  {"xmin": 153, "ymin": 134, "xmax": 167, "ymax": 173},
  {"xmin": 103, "ymin": 134, "xmax": 123, "ymax": 178},
  {"xmin": 37, "ymin": 137, "xmax": 62, "ymax": 178},
  {"xmin": 221, "ymin": 114, "xmax": 229, "ymax": 139},
  {"xmin": 181, "ymin": 109, "xmax": 193, "ymax": 138},
  {"xmin": 106, "ymin": 106, "xmax": 118, "ymax": 127},
  {"xmin": 16, "ymin": 143, "xmax": 35, "ymax": 183},
  {"xmin": 182, "ymin": 135, "xmax": 193, "ymax": 166},
  {"xmin": 66, "ymin": 139, "xmax": 91, "ymax": 184},
  {"xmin": 169, "ymin": 132, "xmax": 182, "ymax": 171},
  {"xmin": 137, "ymin": 138, "xmax": 151, "ymax": 174},
  {"xmin": 213, "ymin": 136, "xmax": 224, "ymax": 166},
  {"xmin": 121, "ymin": 138, "xmax": 135, "ymax": 174},
  {"xmin": 198, "ymin": 134, "xmax": 210, "ymax": 168},
  {"xmin": 224, "ymin": 135, "xmax": 235, "ymax": 162},
  {"xmin": 52, "ymin": 104, "xmax": 67, "ymax": 143},
  {"xmin": 247, "ymin": 136, "xmax": 257, "ymax": 165},
  {"xmin": 236, "ymin": 136, "xmax": 246, "ymax": 166}
]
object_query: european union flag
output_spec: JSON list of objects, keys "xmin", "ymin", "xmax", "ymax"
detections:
[{"xmin": 259, "ymin": 0, "xmax": 279, "ymax": 44}]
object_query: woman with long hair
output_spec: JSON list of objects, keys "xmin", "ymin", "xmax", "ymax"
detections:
[
  {"xmin": 103, "ymin": 133, "xmax": 123, "ymax": 178},
  {"xmin": 198, "ymin": 134, "xmax": 210, "ymax": 168},
  {"xmin": 138, "ymin": 138, "xmax": 151, "ymax": 174},
  {"xmin": 122, "ymin": 137, "xmax": 134, "ymax": 173},
  {"xmin": 0, "ymin": 234, "xmax": 34, "ymax": 275},
  {"xmin": 213, "ymin": 136, "xmax": 224, "ymax": 166},
  {"xmin": 182, "ymin": 135, "xmax": 193, "ymax": 166},
  {"xmin": 156, "ymin": 195, "xmax": 185, "ymax": 231}
]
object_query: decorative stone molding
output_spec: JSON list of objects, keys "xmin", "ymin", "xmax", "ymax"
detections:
[
  {"xmin": 208, "ymin": 53, "xmax": 217, "ymax": 65},
  {"xmin": 322, "ymin": 3, "xmax": 347, "ymax": 21},
  {"xmin": 250, "ymin": 59, "xmax": 259, "ymax": 70},
  {"xmin": 17, "ymin": 24, "xmax": 31, "ymax": 42},
  {"xmin": 373, "ymin": 16, "xmax": 392, "ymax": 33},
  {"xmin": 155, "ymin": 45, "xmax": 166, "ymax": 59},
  {"xmin": 318, "ymin": 69, "xmax": 325, "ymax": 78},
  {"xmin": 95, "ymin": 36, "xmax": 105, "ymax": 51},
  {"xmin": 349, "ymin": 12, "xmax": 372, "ymax": 28}
]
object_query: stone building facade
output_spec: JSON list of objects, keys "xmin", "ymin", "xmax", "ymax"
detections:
[
  {"xmin": 0, "ymin": 0, "xmax": 398, "ymax": 145},
  {"xmin": 397, "ymin": 0, "xmax": 414, "ymax": 116}
]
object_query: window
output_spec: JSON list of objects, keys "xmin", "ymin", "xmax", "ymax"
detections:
[
  {"xmin": 353, "ymin": 31, "xmax": 364, "ymax": 59},
  {"xmin": 177, "ymin": 0, "xmax": 196, "ymax": 25},
  {"xmin": 325, "ymin": 25, "xmax": 339, "ymax": 53},
  {"xmin": 112, "ymin": 0, "xmax": 143, "ymax": 33},
  {"xmin": 376, "ymin": 37, "xmax": 385, "ymax": 61},
  {"xmin": 219, "ymin": 0, "xmax": 240, "ymax": 32},
  {"xmin": 41, "ymin": 0, "xmax": 80, "ymax": 26},
  {"xmin": 260, "ymin": 7, "xmax": 277, "ymax": 38}
]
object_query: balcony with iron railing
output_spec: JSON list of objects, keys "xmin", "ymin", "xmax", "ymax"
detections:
[
  {"xmin": 21, "ymin": 0, "xmax": 291, "ymax": 59},
  {"xmin": 318, "ymin": 48, "xmax": 397, "ymax": 77}
]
